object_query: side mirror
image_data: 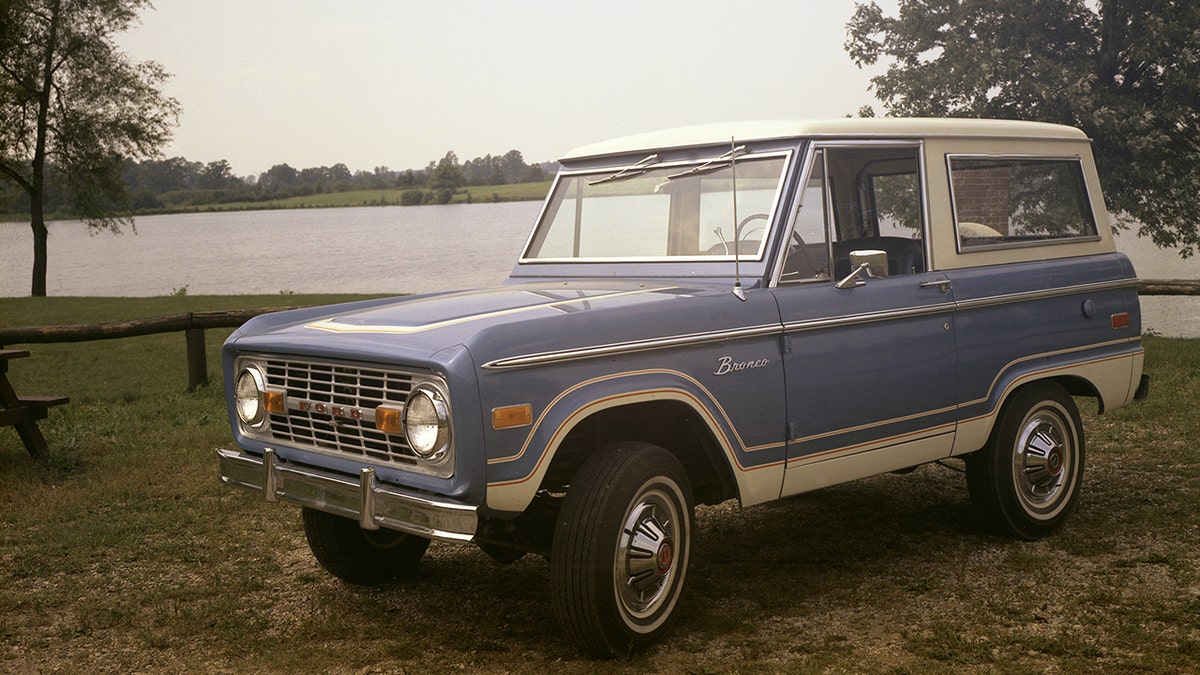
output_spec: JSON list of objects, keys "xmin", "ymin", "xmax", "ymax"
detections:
[{"xmin": 835, "ymin": 250, "xmax": 889, "ymax": 289}]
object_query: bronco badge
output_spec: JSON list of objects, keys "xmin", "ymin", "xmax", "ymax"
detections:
[{"xmin": 713, "ymin": 355, "xmax": 771, "ymax": 376}]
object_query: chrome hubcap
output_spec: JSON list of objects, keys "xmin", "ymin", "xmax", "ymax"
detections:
[
  {"xmin": 616, "ymin": 488, "xmax": 679, "ymax": 620},
  {"xmin": 1012, "ymin": 405, "xmax": 1074, "ymax": 516}
]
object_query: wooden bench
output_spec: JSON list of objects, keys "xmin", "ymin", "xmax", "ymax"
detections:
[{"xmin": 0, "ymin": 349, "xmax": 69, "ymax": 460}]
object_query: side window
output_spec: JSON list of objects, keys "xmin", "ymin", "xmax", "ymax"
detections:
[
  {"xmin": 949, "ymin": 157, "xmax": 1098, "ymax": 250},
  {"xmin": 869, "ymin": 172, "xmax": 922, "ymax": 238},
  {"xmin": 827, "ymin": 146, "xmax": 926, "ymax": 279},
  {"xmin": 779, "ymin": 146, "xmax": 927, "ymax": 284}
]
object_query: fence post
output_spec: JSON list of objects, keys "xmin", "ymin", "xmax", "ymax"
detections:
[{"xmin": 185, "ymin": 327, "xmax": 207, "ymax": 391}]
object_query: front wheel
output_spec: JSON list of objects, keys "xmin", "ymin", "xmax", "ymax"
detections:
[
  {"xmin": 966, "ymin": 382, "xmax": 1085, "ymax": 540},
  {"xmin": 302, "ymin": 508, "xmax": 430, "ymax": 585},
  {"xmin": 550, "ymin": 442, "xmax": 694, "ymax": 657}
]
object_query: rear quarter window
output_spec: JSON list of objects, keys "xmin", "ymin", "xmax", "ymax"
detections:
[{"xmin": 948, "ymin": 156, "xmax": 1099, "ymax": 251}]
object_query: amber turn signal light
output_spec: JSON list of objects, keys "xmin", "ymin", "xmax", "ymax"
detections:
[
  {"xmin": 375, "ymin": 405, "xmax": 404, "ymax": 434},
  {"xmin": 492, "ymin": 404, "xmax": 532, "ymax": 430},
  {"xmin": 264, "ymin": 390, "xmax": 286, "ymax": 414}
]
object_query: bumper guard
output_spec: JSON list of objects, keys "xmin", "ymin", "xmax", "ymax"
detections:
[{"xmin": 218, "ymin": 448, "xmax": 477, "ymax": 543}]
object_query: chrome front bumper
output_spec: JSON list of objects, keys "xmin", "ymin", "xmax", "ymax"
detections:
[{"xmin": 218, "ymin": 448, "xmax": 477, "ymax": 543}]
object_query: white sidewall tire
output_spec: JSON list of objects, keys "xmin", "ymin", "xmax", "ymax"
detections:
[
  {"xmin": 966, "ymin": 382, "xmax": 1086, "ymax": 540},
  {"xmin": 550, "ymin": 442, "xmax": 694, "ymax": 657}
]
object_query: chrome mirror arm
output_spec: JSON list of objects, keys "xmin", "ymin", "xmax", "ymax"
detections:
[{"xmin": 835, "ymin": 262, "xmax": 872, "ymax": 289}]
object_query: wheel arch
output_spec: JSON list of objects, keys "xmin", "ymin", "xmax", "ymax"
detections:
[
  {"xmin": 484, "ymin": 372, "xmax": 764, "ymax": 514},
  {"xmin": 989, "ymin": 376, "xmax": 1082, "ymax": 440},
  {"xmin": 1049, "ymin": 374, "xmax": 1103, "ymax": 412},
  {"xmin": 538, "ymin": 398, "xmax": 739, "ymax": 506},
  {"xmin": 953, "ymin": 349, "xmax": 1133, "ymax": 457}
]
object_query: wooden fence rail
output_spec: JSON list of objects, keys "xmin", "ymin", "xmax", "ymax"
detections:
[
  {"xmin": 0, "ymin": 279, "xmax": 1196, "ymax": 392},
  {"xmin": 1133, "ymin": 279, "xmax": 1200, "ymax": 296},
  {"xmin": 0, "ymin": 307, "xmax": 301, "ymax": 391}
]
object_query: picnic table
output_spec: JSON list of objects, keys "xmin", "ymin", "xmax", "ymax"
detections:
[{"xmin": 0, "ymin": 349, "xmax": 69, "ymax": 459}]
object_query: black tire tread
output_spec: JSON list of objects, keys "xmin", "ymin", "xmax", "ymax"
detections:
[
  {"xmin": 302, "ymin": 507, "xmax": 430, "ymax": 585},
  {"xmin": 550, "ymin": 442, "xmax": 692, "ymax": 658}
]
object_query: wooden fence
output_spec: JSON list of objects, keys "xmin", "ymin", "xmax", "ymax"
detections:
[
  {"xmin": 0, "ymin": 279, "xmax": 1197, "ymax": 392},
  {"xmin": 0, "ymin": 307, "xmax": 300, "ymax": 391},
  {"xmin": 1133, "ymin": 279, "xmax": 1200, "ymax": 296}
]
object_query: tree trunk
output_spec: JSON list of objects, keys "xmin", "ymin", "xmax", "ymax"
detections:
[
  {"xmin": 30, "ymin": 200, "xmax": 48, "ymax": 298},
  {"xmin": 29, "ymin": 0, "xmax": 61, "ymax": 297}
]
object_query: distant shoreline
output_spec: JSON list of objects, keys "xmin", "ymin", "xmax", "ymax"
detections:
[{"xmin": 0, "ymin": 180, "xmax": 552, "ymax": 223}]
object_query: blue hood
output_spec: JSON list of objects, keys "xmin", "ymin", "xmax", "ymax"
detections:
[{"xmin": 224, "ymin": 281, "xmax": 777, "ymax": 369}]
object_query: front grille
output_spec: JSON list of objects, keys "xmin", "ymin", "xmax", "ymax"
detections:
[{"xmin": 258, "ymin": 358, "xmax": 423, "ymax": 466}]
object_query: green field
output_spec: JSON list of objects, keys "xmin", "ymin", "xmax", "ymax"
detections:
[
  {"xmin": 0, "ymin": 181, "xmax": 552, "ymax": 221},
  {"xmin": 148, "ymin": 181, "xmax": 552, "ymax": 214},
  {"xmin": 2, "ymin": 295, "xmax": 1198, "ymax": 672}
]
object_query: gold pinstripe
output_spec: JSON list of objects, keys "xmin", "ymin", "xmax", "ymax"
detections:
[
  {"xmin": 305, "ymin": 287, "xmax": 674, "ymax": 335},
  {"xmin": 487, "ymin": 368, "xmax": 784, "ymax": 467}
]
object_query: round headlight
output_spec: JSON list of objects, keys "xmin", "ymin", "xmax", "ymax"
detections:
[
  {"xmin": 404, "ymin": 386, "xmax": 449, "ymax": 459},
  {"xmin": 235, "ymin": 366, "xmax": 267, "ymax": 428}
]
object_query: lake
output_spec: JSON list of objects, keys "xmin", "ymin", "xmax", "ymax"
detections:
[
  {"xmin": 2, "ymin": 202, "xmax": 1198, "ymax": 336},
  {"xmin": 0, "ymin": 202, "xmax": 539, "ymax": 298}
]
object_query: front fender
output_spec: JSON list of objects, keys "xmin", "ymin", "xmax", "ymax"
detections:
[{"xmin": 481, "ymin": 367, "xmax": 787, "ymax": 513}]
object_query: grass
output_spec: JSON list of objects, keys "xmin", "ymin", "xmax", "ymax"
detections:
[
  {"xmin": 139, "ymin": 181, "xmax": 553, "ymax": 215},
  {"xmin": 1, "ymin": 181, "xmax": 551, "ymax": 220},
  {"xmin": 2, "ymin": 296, "xmax": 1198, "ymax": 673}
]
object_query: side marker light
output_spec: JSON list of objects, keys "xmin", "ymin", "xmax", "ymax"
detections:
[{"xmin": 492, "ymin": 404, "xmax": 533, "ymax": 430}]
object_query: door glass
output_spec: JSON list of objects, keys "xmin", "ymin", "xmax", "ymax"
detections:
[{"xmin": 826, "ymin": 147, "xmax": 925, "ymax": 278}]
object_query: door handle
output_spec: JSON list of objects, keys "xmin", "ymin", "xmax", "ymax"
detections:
[{"xmin": 919, "ymin": 279, "xmax": 952, "ymax": 292}]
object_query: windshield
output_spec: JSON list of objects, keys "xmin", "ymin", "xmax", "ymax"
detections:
[{"xmin": 522, "ymin": 153, "xmax": 789, "ymax": 262}]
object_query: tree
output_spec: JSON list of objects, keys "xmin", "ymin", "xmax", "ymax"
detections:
[
  {"xmin": 259, "ymin": 163, "xmax": 299, "ymax": 191},
  {"xmin": 327, "ymin": 162, "xmax": 352, "ymax": 183},
  {"xmin": 1, "ymin": 0, "xmax": 179, "ymax": 295},
  {"xmin": 197, "ymin": 160, "xmax": 239, "ymax": 191},
  {"xmin": 125, "ymin": 156, "xmax": 198, "ymax": 194},
  {"xmin": 428, "ymin": 151, "xmax": 464, "ymax": 191},
  {"xmin": 846, "ymin": 0, "xmax": 1200, "ymax": 257},
  {"xmin": 499, "ymin": 149, "xmax": 527, "ymax": 184}
]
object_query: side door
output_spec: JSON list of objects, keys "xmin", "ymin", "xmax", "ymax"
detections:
[{"xmin": 771, "ymin": 144, "xmax": 959, "ymax": 497}]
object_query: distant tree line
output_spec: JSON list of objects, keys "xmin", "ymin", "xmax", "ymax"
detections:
[{"xmin": 0, "ymin": 149, "xmax": 556, "ymax": 216}]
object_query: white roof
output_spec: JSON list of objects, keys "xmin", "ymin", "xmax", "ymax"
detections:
[{"xmin": 561, "ymin": 118, "xmax": 1089, "ymax": 161}]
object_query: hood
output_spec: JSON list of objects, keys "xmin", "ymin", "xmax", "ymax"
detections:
[{"xmin": 225, "ymin": 280, "xmax": 782, "ymax": 369}]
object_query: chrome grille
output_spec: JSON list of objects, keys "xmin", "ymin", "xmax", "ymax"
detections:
[{"xmin": 260, "ymin": 358, "xmax": 421, "ymax": 466}]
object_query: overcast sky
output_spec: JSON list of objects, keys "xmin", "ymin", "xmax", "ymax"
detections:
[{"xmin": 116, "ymin": 1, "xmax": 895, "ymax": 176}]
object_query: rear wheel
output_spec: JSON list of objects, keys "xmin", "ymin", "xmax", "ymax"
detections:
[
  {"xmin": 302, "ymin": 508, "xmax": 430, "ymax": 585},
  {"xmin": 550, "ymin": 442, "xmax": 693, "ymax": 657},
  {"xmin": 966, "ymin": 382, "xmax": 1085, "ymax": 540}
]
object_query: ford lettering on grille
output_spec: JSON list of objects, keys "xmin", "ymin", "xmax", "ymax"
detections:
[{"xmin": 259, "ymin": 358, "xmax": 418, "ymax": 465}]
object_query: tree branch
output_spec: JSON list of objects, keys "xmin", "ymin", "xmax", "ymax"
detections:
[{"xmin": 0, "ymin": 160, "xmax": 33, "ymax": 193}]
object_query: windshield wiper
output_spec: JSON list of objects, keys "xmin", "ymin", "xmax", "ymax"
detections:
[
  {"xmin": 588, "ymin": 154, "xmax": 661, "ymax": 186},
  {"xmin": 666, "ymin": 145, "xmax": 746, "ymax": 181}
]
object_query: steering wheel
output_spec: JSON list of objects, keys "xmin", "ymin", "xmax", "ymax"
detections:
[
  {"xmin": 706, "ymin": 213, "xmax": 771, "ymax": 255},
  {"xmin": 781, "ymin": 230, "xmax": 821, "ymax": 280},
  {"xmin": 736, "ymin": 213, "xmax": 769, "ymax": 243}
]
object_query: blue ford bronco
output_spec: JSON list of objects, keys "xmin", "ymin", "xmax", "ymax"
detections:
[{"xmin": 219, "ymin": 118, "xmax": 1148, "ymax": 656}]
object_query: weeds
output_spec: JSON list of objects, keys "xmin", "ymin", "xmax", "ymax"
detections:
[{"xmin": 0, "ymin": 301, "xmax": 1197, "ymax": 673}]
